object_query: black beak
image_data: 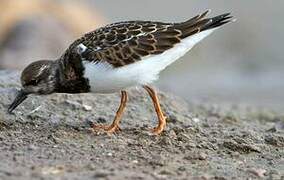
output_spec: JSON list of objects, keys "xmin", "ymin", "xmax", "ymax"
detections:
[{"xmin": 8, "ymin": 89, "xmax": 28, "ymax": 113}]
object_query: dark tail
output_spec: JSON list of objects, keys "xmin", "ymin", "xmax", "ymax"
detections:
[
  {"xmin": 175, "ymin": 10, "xmax": 234, "ymax": 39},
  {"xmin": 201, "ymin": 12, "xmax": 233, "ymax": 31}
]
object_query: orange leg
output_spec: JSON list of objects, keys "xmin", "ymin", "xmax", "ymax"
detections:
[
  {"xmin": 92, "ymin": 91, "xmax": 128, "ymax": 134},
  {"xmin": 143, "ymin": 85, "xmax": 166, "ymax": 135}
]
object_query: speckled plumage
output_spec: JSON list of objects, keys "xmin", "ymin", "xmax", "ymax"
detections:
[{"xmin": 61, "ymin": 10, "xmax": 232, "ymax": 68}]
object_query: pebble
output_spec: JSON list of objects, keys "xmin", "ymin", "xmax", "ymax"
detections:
[
  {"xmin": 83, "ymin": 104, "xmax": 92, "ymax": 111},
  {"xmin": 65, "ymin": 100, "xmax": 81, "ymax": 109},
  {"xmin": 168, "ymin": 130, "xmax": 177, "ymax": 139},
  {"xmin": 274, "ymin": 121, "xmax": 284, "ymax": 132},
  {"xmin": 41, "ymin": 166, "xmax": 64, "ymax": 175},
  {"xmin": 97, "ymin": 117, "xmax": 107, "ymax": 123},
  {"xmin": 132, "ymin": 160, "xmax": 138, "ymax": 164},
  {"xmin": 168, "ymin": 114, "xmax": 178, "ymax": 124},
  {"xmin": 85, "ymin": 164, "xmax": 96, "ymax": 171},
  {"xmin": 186, "ymin": 143, "xmax": 196, "ymax": 149},
  {"xmin": 184, "ymin": 151, "xmax": 207, "ymax": 161},
  {"xmin": 178, "ymin": 166, "xmax": 186, "ymax": 171},
  {"xmin": 198, "ymin": 152, "xmax": 207, "ymax": 160},
  {"xmin": 265, "ymin": 135, "xmax": 284, "ymax": 147},
  {"xmin": 27, "ymin": 144, "xmax": 37, "ymax": 151},
  {"xmin": 231, "ymin": 152, "xmax": 240, "ymax": 158},
  {"xmin": 94, "ymin": 171, "xmax": 109, "ymax": 178},
  {"xmin": 192, "ymin": 117, "xmax": 200, "ymax": 123},
  {"xmin": 248, "ymin": 168, "xmax": 266, "ymax": 177}
]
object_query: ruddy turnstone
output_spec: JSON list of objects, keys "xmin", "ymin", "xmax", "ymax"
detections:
[{"xmin": 8, "ymin": 10, "xmax": 233, "ymax": 135}]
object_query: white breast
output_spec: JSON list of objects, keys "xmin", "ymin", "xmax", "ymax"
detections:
[{"xmin": 83, "ymin": 29, "xmax": 214, "ymax": 93}]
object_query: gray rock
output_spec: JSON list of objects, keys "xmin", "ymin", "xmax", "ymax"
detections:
[{"xmin": 0, "ymin": 70, "xmax": 283, "ymax": 180}]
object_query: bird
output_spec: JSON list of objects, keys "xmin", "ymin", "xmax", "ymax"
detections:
[{"xmin": 8, "ymin": 10, "xmax": 233, "ymax": 135}]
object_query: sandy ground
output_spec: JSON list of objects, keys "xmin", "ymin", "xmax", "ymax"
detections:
[{"xmin": 0, "ymin": 70, "xmax": 283, "ymax": 180}]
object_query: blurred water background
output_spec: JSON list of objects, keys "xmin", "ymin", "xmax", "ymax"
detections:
[{"xmin": 0, "ymin": 0, "xmax": 283, "ymax": 111}]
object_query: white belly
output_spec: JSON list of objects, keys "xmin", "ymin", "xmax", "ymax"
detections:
[{"xmin": 83, "ymin": 29, "xmax": 214, "ymax": 93}]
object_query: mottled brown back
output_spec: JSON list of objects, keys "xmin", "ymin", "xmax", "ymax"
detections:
[{"xmin": 61, "ymin": 10, "xmax": 232, "ymax": 68}]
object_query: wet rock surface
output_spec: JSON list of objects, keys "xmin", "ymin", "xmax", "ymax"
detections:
[{"xmin": 0, "ymin": 70, "xmax": 283, "ymax": 180}]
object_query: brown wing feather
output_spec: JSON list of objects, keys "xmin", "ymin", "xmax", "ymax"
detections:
[
  {"xmin": 62, "ymin": 10, "xmax": 232, "ymax": 68},
  {"xmin": 76, "ymin": 21, "xmax": 182, "ymax": 67}
]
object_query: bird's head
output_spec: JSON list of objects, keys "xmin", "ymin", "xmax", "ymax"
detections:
[{"xmin": 8, "ymin": 60, "xmax": 59, "ymax": 113}]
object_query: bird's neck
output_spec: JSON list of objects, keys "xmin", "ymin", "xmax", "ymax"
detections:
[{"xmin": 54, "ymin": 57, "xmax": 90, "ymax": 94}]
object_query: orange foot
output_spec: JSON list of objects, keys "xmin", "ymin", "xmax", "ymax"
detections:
[
  {"xmin": 151, "ymin": 121, "xmax": 166, "ymax": 135},
  {"xmin": 92, "ymin": 124, "xmax": 121, "ymax": 134}
]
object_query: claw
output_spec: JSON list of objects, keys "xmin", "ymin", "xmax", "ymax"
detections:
[
  {"xmin": 150, "ymin": 121, "xmax": 166, "ymax": 135},
  {"xmin": 92, "ymin": 123, "xmax": 121, "ymax": 134}
]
